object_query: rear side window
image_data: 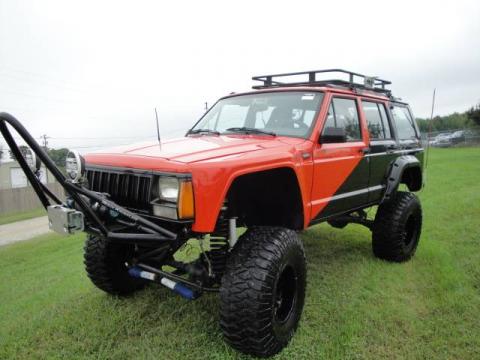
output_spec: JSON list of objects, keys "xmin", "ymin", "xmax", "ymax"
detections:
[
  {"xmin": 323, "ymin": 98, "xmax": 361, "ymax": 141},
  {"xmin": 362, "ymin": 101, "xmax": 392, "ymax": 140},
  {"xmin": 378, "ymin": 105, "xmax": 391, "ymax": 138},
  {"xmin": 391, "ymin": 105, "xmax": 418, "ymax": 140}
]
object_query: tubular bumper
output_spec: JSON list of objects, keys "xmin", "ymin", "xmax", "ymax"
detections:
[{"xmin": 0, "ymin": 112, "xmax": 177, "ymax": 244}]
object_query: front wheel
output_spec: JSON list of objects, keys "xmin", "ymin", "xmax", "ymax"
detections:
[
  {"xmin": 220, "ymin": 227, "xmax": 307, "ymax": 357},
  {"xmin": 84, "ymin": 235, "xmax": 145, "ymax": 295},
  {"xmin": 372, "ymin": 192, "xmax": 422, "ymax": 262}
]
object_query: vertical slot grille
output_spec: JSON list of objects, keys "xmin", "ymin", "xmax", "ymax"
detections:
[{"xmin": 85, "ymin": 168, "xmax": 153, "ymax": 210}]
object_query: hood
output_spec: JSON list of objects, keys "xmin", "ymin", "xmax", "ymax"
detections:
[{"xmin": 85, "ymin": 135, "xmax": 306, "ymax": 165}]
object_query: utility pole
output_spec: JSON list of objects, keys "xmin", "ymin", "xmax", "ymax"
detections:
[
  {"xmin": 205, "ymin": 102, "xmax": 208, "ymax": 111},
  {"xmin": 40, "ymin": 134, "xmax": 50, "ymax": 150}
]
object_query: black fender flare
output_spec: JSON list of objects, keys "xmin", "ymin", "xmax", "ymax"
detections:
[{"xmin": 382, "ymin": 155, "xmax": 422, "ymax": 202}]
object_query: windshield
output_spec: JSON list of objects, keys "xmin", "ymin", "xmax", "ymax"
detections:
[{"xmin": 191, "ymin": 91, "xmax": 324, "ymax": 138}]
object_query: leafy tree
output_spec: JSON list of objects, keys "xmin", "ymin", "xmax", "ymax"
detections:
[
  {"xmin": 7, "ymin": 146, "xmax": 69, "ymax": 171},
  {"xmin": 467, "ymin": 103, "xmax": 480, "ymax": 126},
  {"xmin": 416, "ymin": 111, "xmax": 471, "ymax": 133},
  {"xmin": 47, "ymin": 148, "xmax": 69, "ymax": 168},
  {"xmin": 9, "ymin": 145, "xmax": 30, "ymax": 162}
]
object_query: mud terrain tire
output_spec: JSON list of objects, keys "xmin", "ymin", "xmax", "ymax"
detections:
[
  {"xmin": 84, "ymin": 235, "xmax": 145, "ymax": 295},
  {"xmin": 220, "ymin": 227, "xmax": 306, "ymax": 357},
  {"xmin": 373, "ymin": 192, "xmax": 422, "ymax": 262}
]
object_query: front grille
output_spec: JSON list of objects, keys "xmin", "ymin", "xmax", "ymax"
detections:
[{"xmin": 85, "ymin": 168, "xmax": 153, "ymax": 210}]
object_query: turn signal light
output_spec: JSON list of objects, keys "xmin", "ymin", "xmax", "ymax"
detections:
[{"xmin": 178, "ymin": 180, "xmax": 195, "ymax": 219}]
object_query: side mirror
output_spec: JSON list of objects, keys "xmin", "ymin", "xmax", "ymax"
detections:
[{"xmin": 320, "ymin": 127, "xmax": 347, "ymax": 144}]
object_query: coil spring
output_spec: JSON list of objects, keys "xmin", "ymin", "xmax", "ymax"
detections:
[{"xmin": 206, "ymin": 216, "xmax": 229, "ymax": 278}]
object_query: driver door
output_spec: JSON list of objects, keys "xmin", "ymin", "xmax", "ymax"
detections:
[{"xmin": 310, "ymin": 96, "xmax": 370, "ymax": 222}]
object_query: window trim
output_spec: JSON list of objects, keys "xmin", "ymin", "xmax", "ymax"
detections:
[{"xmin": 321, "ymin": 96, "xmax": 363, "ymax": 142}]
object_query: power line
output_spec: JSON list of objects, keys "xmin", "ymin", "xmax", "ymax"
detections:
[
  {"xmin": 51, "ymin": 136, "xmax": 155, "ymax": 140},
  {"xmin": 0, "ymin": 64, "xmax": 97, "ymax": 92},
  {"xmin": 0, "ymin": 72, "xmax": 88, "ymax": 94},
  {"xmin": 0, "ymin": 88, "xmax": 80, "ymax": 105}
]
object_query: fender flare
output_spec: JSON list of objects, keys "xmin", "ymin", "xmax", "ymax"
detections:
[
  {"xmin": 382, "ymin": 155, "xmax": 422, "ymax": 202},
  {"xmin": 224, "ymin": 166, "xmax": 305, "ymax": 230}
]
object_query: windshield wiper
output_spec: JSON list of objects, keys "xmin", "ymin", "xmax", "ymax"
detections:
[
  {"xmin": 187, "ymin": 128, "xmax": 220, "ymax": 136},
  {"xmin": 225, "ymin": 127, "xmax": 276, "ymax": 136}
]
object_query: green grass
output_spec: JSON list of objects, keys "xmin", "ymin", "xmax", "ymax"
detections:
[
  {"xmin": 0, "ymin": 207, "xmax": 46, "ymax": 226},
  {"xmin": 0, "ymin": 147, "xmax": 479, "ymax": 359}
]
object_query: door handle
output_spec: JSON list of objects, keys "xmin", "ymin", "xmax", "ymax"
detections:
[{"xmin": 386, "ymin": 144, "xmax": 397, "ymax": 152}]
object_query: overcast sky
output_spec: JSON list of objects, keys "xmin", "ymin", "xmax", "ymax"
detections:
[{"xmin": 1, "ymin": 0, "xmax": 479, "ymax": 152}]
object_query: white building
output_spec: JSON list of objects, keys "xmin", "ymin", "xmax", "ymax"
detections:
[{"xmin": 0, "ymin": 161, "xmax": 56, "ymax": 190}]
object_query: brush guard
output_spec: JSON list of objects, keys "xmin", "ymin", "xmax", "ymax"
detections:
[
  {"xmin": 0, "ymin": 112, "xmax": 177, "ymax": 244},
  {"xmin": 0, "ymin": 112, "xmax": 227, "ymax": 297}
]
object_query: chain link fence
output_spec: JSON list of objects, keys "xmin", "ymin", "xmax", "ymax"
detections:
[{"xmin": 422, "ymin": 128, "xmax": 480, "ymax": 148}]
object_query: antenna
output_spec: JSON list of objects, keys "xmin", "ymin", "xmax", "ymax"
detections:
[
  {"xmin": 425, "ymin": 89, "xmax": 436, "ymax": 173},
  {"xmin": 430, "ymin": 89, "xmax": 436, "ymax": 122},
  {"xmin": 154, "ymin": 107, "xmax": 161, "ymax": 146}
]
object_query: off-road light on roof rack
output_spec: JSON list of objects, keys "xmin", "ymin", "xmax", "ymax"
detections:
[{"xmin": 252, "ymin": 69, "xmax": 392, "ymax": 96}]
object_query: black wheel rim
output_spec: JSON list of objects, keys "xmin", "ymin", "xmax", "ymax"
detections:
[
  {"xmin": 403, "ymin": 214, "xmax": 418, "ymax": 247},
  {"xmin": 274, "ymin": 265, "xmax": 297, "ymax": 324}
]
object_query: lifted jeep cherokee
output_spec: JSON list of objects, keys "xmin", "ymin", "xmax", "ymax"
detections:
[{"xmin": 0, "ymin": 69, "xmax": 424, "ymax": 358}]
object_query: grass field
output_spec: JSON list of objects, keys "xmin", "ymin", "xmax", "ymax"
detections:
[
  {"xmin": 0, "ymin": 208, "xmax": 45, "ymax": 226},
  {"xmin": 0, "ymin": 148, "xmax": 479, "ymax": 359}
]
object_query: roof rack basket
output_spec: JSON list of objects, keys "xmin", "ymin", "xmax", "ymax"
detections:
[{"xmin": 252, "ymin": 69, "xmax": 392, "ymax": 96}]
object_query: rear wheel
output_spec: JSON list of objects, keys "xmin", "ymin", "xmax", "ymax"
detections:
[
  {"xmin": 84, "ymin": 235, "xmax": 145, "ymax": 295},
  {"xmin": 372, "ymin": 192, "xmax": 422, "ymax": 262},
  {"xmin": 220, "ymin": 227, "xmax": 306, "ymax": 357}
]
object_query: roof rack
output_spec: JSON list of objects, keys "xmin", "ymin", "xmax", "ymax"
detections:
[{"xmin": 252, "ymin": 69, "xmax": 392, "ymax": 96}]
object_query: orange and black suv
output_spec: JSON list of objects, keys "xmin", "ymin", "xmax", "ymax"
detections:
[{"xmin": 0, "ymin": 69, "xmax": 424, "ymax": 357}]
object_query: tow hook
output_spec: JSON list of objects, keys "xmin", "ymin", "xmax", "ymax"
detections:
[{"xmin": 128, "ymin": 267, "xmax": 200, "ymax": 300}]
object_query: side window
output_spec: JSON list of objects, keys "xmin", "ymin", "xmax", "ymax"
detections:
[
  {"xmin": 391, "ymin": 105, "xmax": 417, "ymax": 140},
  {"xmin": 322, "ymin": 98, "xmax": 361, "ymax": 141},
  {"xmin": 334, "ymin": 98, "xmax": 361, "ymax": 140},
  {"xmin": 378, "ymin": 104, "xmax": 392, "ymax": 139},
  {"xmin": 323, "ymin": 98, "xmax": 362, "ymax": 141},
  {"xmin": 362, "ymin": 101, "xmax": 392, "ymax": 140}
]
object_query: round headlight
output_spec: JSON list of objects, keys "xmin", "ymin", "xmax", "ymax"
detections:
[
  {"xmin": 65, "ymin": 150, "xmax": 85, "ymax": 182},
  {"xmin": 158, "ymin": 177, "xmax": 179, "ymax": 202}
]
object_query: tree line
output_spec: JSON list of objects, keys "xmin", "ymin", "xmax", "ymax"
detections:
[
  {"xmin": 416, "ymin": 102, "xmax": 480, "ymax": 133},
  {"xmin": 0, "ymin": 145, "xmax": 69, "ymax": 169}
]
